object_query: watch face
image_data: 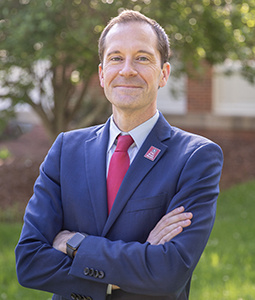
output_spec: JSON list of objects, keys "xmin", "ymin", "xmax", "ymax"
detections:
[{"xmin": 67, "ymin": 233, "xmax": 85, "ymax": 250}]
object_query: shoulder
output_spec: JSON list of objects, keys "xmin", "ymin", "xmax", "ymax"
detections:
[
  {"xmin": 156, "ymin": 113, "xmax": 222, "ymax": 156},
  {"xmin": 47, "ymin": 123, "xmax": 106, "ymax": 155},
  {"xmin": 170, "ymin": 126, "xmax": 213, "ymax": 145},
  {"xmin": 169, "ymin": 126, "xmax": 223, "ymax": 160},
  {"xmin": 62, "ymin": 124, "xmax": 105, "ymax": 143}
]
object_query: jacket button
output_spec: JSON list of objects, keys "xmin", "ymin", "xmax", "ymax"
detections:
[
  {"xmin": 89, "ymin": 268, "xmax": 94, "ymax": 277},
  {"xmin": 93, "ymin": 269, "xmax": 99, "ymax": 278},
  {"xmin": 98, "ymin": 270, "xmax": 105, "ymax": 279},
  {"xmin": 84, "ymin": 267, "xmax": 90, "ymax": 276}
]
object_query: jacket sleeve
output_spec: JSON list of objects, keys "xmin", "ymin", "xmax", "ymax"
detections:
[
  {"xmin": 69, "ymin": 142, "xmax": 223, "ymax": 297},
  {"xmin": 15, "ymin": 133, "xmax": 108, "ymax": 299},
  {"xmin": 16, "ymin": 132, "xmax": 223, "ymax": 298}
]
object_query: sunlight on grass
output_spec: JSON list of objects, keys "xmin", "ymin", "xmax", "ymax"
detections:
[
  {"xmin": 190, "ymin": 180, "xmax": 255, "ymax": 300},
  {"xmin": 0, "ymin": 180, "xmax": 255, "ymax": 299}
]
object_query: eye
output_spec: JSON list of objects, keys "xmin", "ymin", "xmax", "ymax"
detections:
[
  {"xmin": 137, "ymin": 56, "xmax": 150, "ymax": 62},
  {"xmin": 110, "ymin": 56, "xmax": 123, "ymax": 62}
]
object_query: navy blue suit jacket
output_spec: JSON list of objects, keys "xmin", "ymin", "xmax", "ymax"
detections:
[{"xmin": 15, "ymin": 113, "xmax": 223, "ymax": 300}]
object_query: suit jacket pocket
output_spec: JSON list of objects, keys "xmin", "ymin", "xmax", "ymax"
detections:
[
  {"xmin": 112, "ymin": 193, "xmax": 170, "ymax": 242},
  {"xmin": 125, "ymin": 193, "xmax": 169, "ymax": 213}
]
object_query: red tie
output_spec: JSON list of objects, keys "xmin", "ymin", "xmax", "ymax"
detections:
[{"xmin": 107, "ymin": 135, "xmax": 134, "ymax": 213}]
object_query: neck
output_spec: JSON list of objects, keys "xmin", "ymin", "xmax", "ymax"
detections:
[{"xmin": 112, "ymin": 106, "xmax": 157, "ymax": 132}]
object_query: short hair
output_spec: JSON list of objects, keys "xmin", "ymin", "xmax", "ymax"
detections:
[{"xmin": 98, "ymin": 10, "xmax": 170, "ymax": 68}]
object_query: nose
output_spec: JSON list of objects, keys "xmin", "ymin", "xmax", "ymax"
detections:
[{"xmin": 119, "ymin": 59, "xmax": 138, "ymax": 77}]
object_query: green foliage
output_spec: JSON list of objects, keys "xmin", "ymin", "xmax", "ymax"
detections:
[
  {"xmin": 146, "ymin": 0, "xmax": 255, "ymax": 78},
  {"xmin": 1, "ymin": 180, "xmax": 255, "ymax": 299},
  {"xmin": 0, "ymin": 147, "xmax": 11, "ymax": 160},
  {"xmin": 0, "ymin": 0, "xmax": 254, "ymax": 139},
  {"xmin": 0, "ymin": 0, "xmax": 116, "ymax": 140}
]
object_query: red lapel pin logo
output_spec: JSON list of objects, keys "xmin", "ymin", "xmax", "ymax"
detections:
[{"xmin": 144, "ymin": 146, "xmax": 161, "ymax": 161}]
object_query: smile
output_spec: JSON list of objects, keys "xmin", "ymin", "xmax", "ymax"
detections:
[{"xmin": 114, "ymin": 85, "xmax": 142, "ymax": 89}]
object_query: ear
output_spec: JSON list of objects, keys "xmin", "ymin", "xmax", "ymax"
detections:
[
  {"xmin": 159, "ymin": 62, "xmax": 171, "ymax": 88},
  {"xmin": 98, "ymin": 64, "xmax": 104, "ymax": 88}
]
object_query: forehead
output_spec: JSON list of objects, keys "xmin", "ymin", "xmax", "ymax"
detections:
[{"xmin": 104, "ymin": 21, "xmax": 158, "ymax": 55}]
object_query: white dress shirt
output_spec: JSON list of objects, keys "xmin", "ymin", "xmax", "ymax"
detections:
[
  {"xmin": 106, "ymin": 110, "xmax": 159, "ymax": 175},
  {"xmin": 106, "ymin": 111, "xmax": 159, "ymax": 294}
]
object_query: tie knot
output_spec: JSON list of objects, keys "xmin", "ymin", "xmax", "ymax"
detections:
[{"xmin": 115, "ymin": 135, "xmax": 133, "ymax": 152}]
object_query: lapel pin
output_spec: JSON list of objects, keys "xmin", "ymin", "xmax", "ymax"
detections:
[{"xmin": 144, "ymin": 146, "xmax": 161, "ymax": 161}]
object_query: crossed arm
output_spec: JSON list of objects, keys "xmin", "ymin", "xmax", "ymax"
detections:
[
  {"xmin": 52, "ymin": 205, "xmax": 192, "ymax": 290},
  {"xmin": 53, "ymin": 206, "xmax": 193, "ymax": 251}
]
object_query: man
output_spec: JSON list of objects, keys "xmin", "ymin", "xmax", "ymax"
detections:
[{"xmin": 15, "ymin": 10, "xmax": 223, "ymax": 300}]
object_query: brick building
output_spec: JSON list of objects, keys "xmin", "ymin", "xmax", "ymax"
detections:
[
  {"xmin": 158, "ymin": 61, "xmax": 255, "ymax": 131},
  {"xmin": 14, "ymin": 60, "xmax": 255, "ymax": 132}
]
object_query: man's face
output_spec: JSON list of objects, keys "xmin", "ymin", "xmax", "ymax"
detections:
[{"xmin": 99, "ymin": 22, "xmax": 170, "ymax": 117}]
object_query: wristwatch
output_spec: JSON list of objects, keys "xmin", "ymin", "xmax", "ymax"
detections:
[{"xmin": 66, "ymin": 232, "xmax": 88, "ymax": 258}]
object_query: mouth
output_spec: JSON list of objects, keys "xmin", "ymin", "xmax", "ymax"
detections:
[{"xmin": 114, "ymin": 85, "xmax": 142, "ymax": 89}]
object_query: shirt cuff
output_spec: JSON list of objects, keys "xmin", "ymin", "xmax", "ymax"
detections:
[{"xmin": 107, "ymin": 284, "xmax": 112, "ymax": 295}]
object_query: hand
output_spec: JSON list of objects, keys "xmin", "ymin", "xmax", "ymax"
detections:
[
  {"xmin": 112, "ymin": 285, "xmax": 120, "ymax": 290},
  {"xmin": 52, "ymin": 230, "xmax": 76, "ymax": 254},
  {"xmin": 146, "ymin": 206, "xmax": 193, "ymax": 245}
]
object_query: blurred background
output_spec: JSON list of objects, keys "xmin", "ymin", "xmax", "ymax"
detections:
[{"xmin": 0, "ymin": 0, "xmax": 255, "ymax": 299}]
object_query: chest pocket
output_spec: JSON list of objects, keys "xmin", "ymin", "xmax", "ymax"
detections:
[
  {"xmin": 115, "ymin": 193, "xmax": 170, "ymax": 242},
  {"xmin": 106, "ymin": 193, "xmax": 171, "ymax": 243},
  {"xmin": 125, "ymin": 192, "xmax": 169, "ymax": 213}
]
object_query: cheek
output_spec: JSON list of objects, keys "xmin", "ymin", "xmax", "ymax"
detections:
[
  {"xmin": 99, "ymin": 62, "xmax": 117, "ymax": 88},
  {"xmin": 103, "ymin": 69, "xmax": 118, "ymax": 87},
  {"xmin": 139, "ymin": 65, "xmax": 161, "ymax": 81}
]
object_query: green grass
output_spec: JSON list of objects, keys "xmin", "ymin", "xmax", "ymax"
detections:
[
  {"xmin": 1, "ymin": 180, "xmax": 255, "ymax": 299},
  {"xmin": 0, "ymin": 223, "xmax": 52, "ymax": 299},
  {"xmin": 190, "ymin": 180, "xmax": 255, "ymax": 300}
]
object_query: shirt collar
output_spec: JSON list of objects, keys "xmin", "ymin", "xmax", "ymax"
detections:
[
  {"xmin": 107, "ymin": 110, "xmax": 159, "ymax": 152},
  {"xmin": 107, "ymin": 117, "xmax": 122, "ymax": 153}
]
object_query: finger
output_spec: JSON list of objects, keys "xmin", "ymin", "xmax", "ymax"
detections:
[
  {"xmin": 157, "ymin": 226, "xmax": 183, "ymax": 245},
  {"xmin": 159, "ymin": 206, "xmax": 185, "ymax": 223},
  {"xmin": 163, "ymin": 209, "xmax": 193, "ymax": 225},
  {"xmin": 152, "ymin": 219, "xmax": 192, "ymax": 245},
  {"xmin": 149, "ymin": 207, "xmax": 183, "ymax": 235},
  {"xmin": 151, "ymin": 211, "xmax": 193, "ymax": 237},
  {"xmin": 146, "ymin": 207, "xmax": 193, "ymax": 245},
  {"xmin": 146, "ymin": 213, "xmax": 191, "ymax": 244},
  {"xmin": 160, "ymin": 217, "xmax": 192, "ymax": 237},
  {"xmin": 147, "ymin": 217, "xmax": 192, "ymax": 245},
  {"xmin": 167, "ymin": 206, "xmax": 185, "ymax": 216},
  {"xmin": 112, "ymin": 285, "xmax": 121, "ymax": 290}
]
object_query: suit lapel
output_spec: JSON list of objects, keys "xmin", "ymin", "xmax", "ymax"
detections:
[
  {"xmin": 102, "ymin": 113, "xmax": 172, "ymax": 237},
  {"xmin": 84, "ymin": 119, "xmax": 110, "ymax": 236}
]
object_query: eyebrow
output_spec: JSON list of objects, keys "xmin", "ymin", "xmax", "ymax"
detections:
[
  {"xmin": 106, "ymin": 50, "xmax": 154, "ymax": 57},
  {"xmin": 137, "ymin": 50, "xmax": 154, "ymax": 56},
  {"xmin": 106, "ymin": 50, "xmax": 121, "ymax": 57}
]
